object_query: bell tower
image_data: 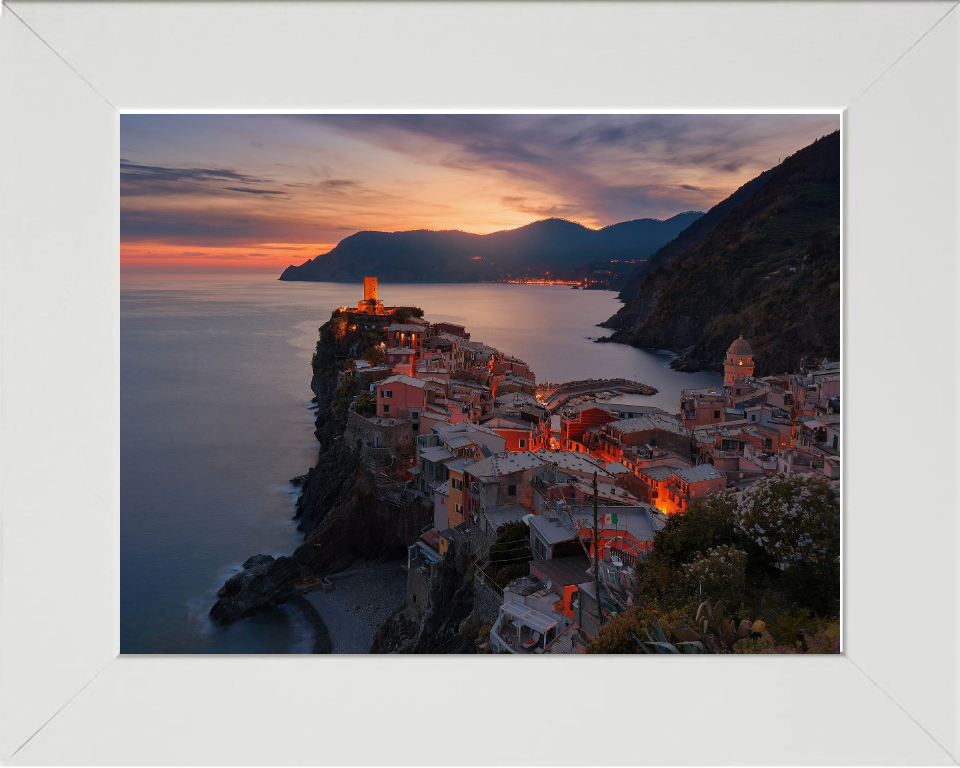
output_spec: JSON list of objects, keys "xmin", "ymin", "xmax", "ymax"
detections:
[{"xmin": 724, "ymin": 335, "xmax": 755, "ymax": 386}]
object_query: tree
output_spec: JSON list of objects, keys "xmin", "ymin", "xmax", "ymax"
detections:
[
  {"xmin": 354, "ymin": 391, "xmax": 375, "ymax": 417},
  {"xmin": 364, "ymin": 345, "xmax": 385, "ymax": 366},
  {"xmin": 634, "ymin": 490, "xmax": 744, "ymax": 603},
  {"xmin": 737, "ymin": 473, "xmax": 839, "ymax": 566},
  {"xmin": 485, "ymin": 522, "xmax": 531, "ymax": 588},
  {"xmin": 736, "ymin": 473, "xmax": 840, "ymax": 614},
  {"xmin": 389, "ymin": 306, "xmax": 424, "ymax": 323}
]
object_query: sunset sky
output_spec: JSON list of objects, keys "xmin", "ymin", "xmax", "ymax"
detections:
[{"xmin": 120, "ymin": 113, "xmax": 840, "ymax": 273}]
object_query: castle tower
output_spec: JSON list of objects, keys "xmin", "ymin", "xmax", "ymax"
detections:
[
  {"xmin": 357, "ymin": 276, "xmax": 385, "ymax": 314},
  {"xmin": 724, "ymin": 335, "xmax": 755, "ymax": 386},
  {"xmin": 364, "ymin": 276, "xmax": 378, "ymax": 303}
]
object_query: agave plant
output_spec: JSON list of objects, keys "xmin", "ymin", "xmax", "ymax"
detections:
[{"xmin": 631, "ymin": 601, "xmax": 765, "ymax": 654}]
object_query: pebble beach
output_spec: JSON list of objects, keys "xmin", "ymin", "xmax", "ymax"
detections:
[{"xmin": 297, "ymin": 559, "xmax": 408, "ymax": 654}]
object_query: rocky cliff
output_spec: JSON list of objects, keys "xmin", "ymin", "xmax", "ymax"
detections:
[
  {"xmin": 209, "ymin": 311, "xmax": 432, "ymax": 628},
  {"xmin": 598, "ymin": 131, "xmax": 840, "ymax": 376},
  {"xmin": 610, "ymin": 167, "xmax": 776, "ymax": 306},
  {"xmin": 370, "ymin": 538, "xmax": 479, "ymax": 654}
]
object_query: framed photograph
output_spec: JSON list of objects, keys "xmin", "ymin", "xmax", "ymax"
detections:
[{"xmin": 1, "ymin": 1, "xmax": 956, "ymax": 764}]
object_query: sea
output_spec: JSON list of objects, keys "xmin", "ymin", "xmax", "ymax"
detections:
[{"xmin": 120, "ymin": 275, "xmax": 721, "ymax": 654}]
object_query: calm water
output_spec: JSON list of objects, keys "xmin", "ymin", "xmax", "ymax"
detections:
[{"xmin": 120, "ymin": 275, "xmax": 720, "ymax": 653}]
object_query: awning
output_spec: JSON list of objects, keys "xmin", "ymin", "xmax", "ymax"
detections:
[{"xmin": 501, "ymin": 601, "xmax": 558, "ymax": 634}]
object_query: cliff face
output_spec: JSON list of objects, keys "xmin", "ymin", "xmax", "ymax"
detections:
[
  {"xmin": 209, "ymin": 312, "xmax": 432, "ymax": 627},
  {"xmin": 600, "ymin": 131, "xmax": 840, "ymax": 376},
  {"xmin": 371, "ymin": 541, "xmax": 479, "ymax": 654}
]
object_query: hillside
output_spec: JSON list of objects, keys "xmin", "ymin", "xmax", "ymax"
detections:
[
  {"xmin": 278, "ymin": 212, "xmax": 702, "ymax": 283},
  {"xmin": 599, "ymin": 131, "xmax": 840, "ymax": 376},
  {"xmin": 613, "ymin": 167, "xmax": 777, "ymax": 304}
]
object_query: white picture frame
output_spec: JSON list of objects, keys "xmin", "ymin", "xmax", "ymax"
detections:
[{"xmin": 1, "ymin": 1, "xmax": 957, "ymax": 764}]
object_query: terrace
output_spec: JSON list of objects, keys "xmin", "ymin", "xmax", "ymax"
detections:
[{"xmin": 490, "ymin": 601, "xmax": 560, "ymax": 654}]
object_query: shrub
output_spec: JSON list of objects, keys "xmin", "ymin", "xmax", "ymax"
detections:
[
  {"xmin": 494, "ymin": 564, "xmax": 530, "ymax": 589},
  {"xmin": 681, "ymin": 544, "xmax": 748, "ymax": 605},
  {"xmin": 635, "ymin": 490, "xmax": 744, "ymax": 603},
  {"xmin": 354, "ymin": 392, "xmax": 375, "ymax": 417},
  {"xmin": 737, "ymin": 473, "xmax": 840, "ymax": 614}
]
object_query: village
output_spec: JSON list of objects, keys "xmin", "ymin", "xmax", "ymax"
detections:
[{"xmin": 333, "ymin": 278, "xmax": 840, "ymax": 654}]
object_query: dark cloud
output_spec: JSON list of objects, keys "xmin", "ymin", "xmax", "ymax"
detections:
[
  {"xmin": 595, "ymin": 126, "xmax": 627, "ymax": 144},
  {"xmin": 321, "ymin": 179, "xmax": 361, "ymax": 189},
  {"xmin": 223, "ymin": 187, "xmax": 287, "ymax": 196},
  {"xmin": 500, "ymin": 196, "xmax": 580, "ymax": 218},
  {"xmin": 121, "ymin": 114, "xmax": 840, "ymax": 246},
  {"xmin": 283, "ymin": 178, "xmax": 363, "ymax": 194},
  {"xmin": 284, "ymin": 113, "xmax": 837, "ymax": 223},
  {"xmin": 120, "ymin": 161, "xmax": 279, "ymax": 198},
  {"xmin": 121, "ymin": 209, "xmax": 269, "ymax": 241}
]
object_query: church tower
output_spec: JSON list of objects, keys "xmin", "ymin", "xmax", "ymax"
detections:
[{"xmin": 724, "ymin": 335, "xmax": 755, "ymax": 385}]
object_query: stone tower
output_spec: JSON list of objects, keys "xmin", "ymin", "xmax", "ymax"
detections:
[
  {"xmin": 723, "ymin": 335, "xmax": 755, "ymax": 385},
  {"xmin": 364, "ymin": 276, "xmax": 378, "ymax": 303},
  {"xmin": 357, "ymin": 276, "xmax": 385, "ymax": 314}
]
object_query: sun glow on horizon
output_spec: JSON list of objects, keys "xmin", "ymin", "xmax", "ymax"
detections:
[{"xmin": 120, "ymin": 113, "xmax": 840, "ymax": 273}]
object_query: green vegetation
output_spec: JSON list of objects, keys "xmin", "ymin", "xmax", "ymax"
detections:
[
  {"xmin": 587, "ymin": 473, "xmax": 840, "ymax": 654},
  {"xmin": 484, "ymin": 522, "xmax": 533, "ymax": 588},
  {"xmin": 353, "ymin": 391, "xmax": 375, "ymax": 417},
  {"xmin": 607, "ymin": 131, "xmax": 840, "ymax": 375},
  {"xmin": 309, "ymin": 307, "xmax": 422, "ymax": 445},
  {"xmin": 389, "ymin": 306, "xmax": 425, "ymax": 323}
]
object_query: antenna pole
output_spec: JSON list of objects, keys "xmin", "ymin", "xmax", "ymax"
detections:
[{"xmin": 593, "ymin": 471, "xmax": 604, "ymax": 627}]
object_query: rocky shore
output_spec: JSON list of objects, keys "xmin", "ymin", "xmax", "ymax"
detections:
[
  {"xmin": 303, "ymin": 560, "xmax": 407, "ymax": 654},
  {"xmin": 208, "ymin": 308, "xmax": 432, "ymax": 648}
]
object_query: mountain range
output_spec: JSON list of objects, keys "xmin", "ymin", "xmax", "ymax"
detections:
[
  {"xmin": 278, "ymin": 212, "xmax": 703, "ymax": 283},
  {"xmin": 599, "ymin": 130, "xmax": 841, "ymax": 375}
]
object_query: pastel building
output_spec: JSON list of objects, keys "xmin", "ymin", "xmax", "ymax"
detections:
[{"xmin": 375, "ymin": 374, "xmax": 428, "ymax": 420}]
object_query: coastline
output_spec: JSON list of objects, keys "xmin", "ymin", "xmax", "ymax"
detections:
[
  {"xmin": 301, "ymin": 560, "xmax": 407, "ymax": 654},
  {"xmin": 288, "ymin": 594, "xmax": 333, "ymax": 654}
]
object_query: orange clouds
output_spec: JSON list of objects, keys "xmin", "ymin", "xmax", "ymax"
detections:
[
  {"xmin": 120, "ymin": 113, "xmax": 841, "ymax": 273},
  {"xmin": 120, "ymin": 241, "xmax": 334, "ymax": 272}
]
